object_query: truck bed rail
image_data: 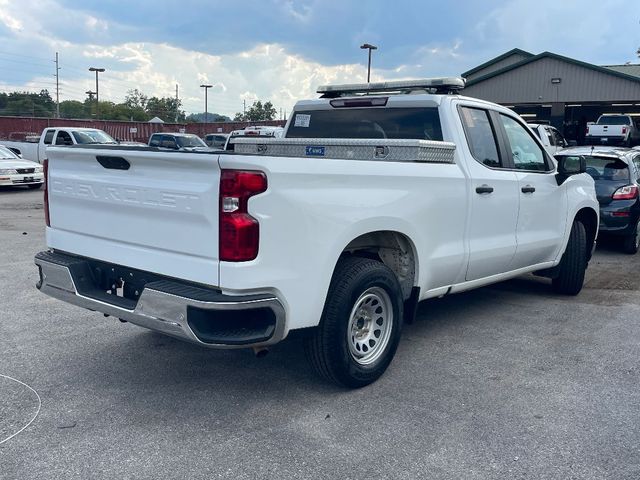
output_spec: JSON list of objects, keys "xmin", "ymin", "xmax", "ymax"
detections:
[{"xmin": 232, "ymin": 137, "xmax": 456, "ymax": 163}]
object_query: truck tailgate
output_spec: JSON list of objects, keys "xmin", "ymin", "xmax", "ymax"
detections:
[
  {"xmin": 588, "ymin": 125, "xmax": 624, "ymax": 136},
  {"xmin": 46, "ymin": 147, "xmax": 220, "ymax": 286}
]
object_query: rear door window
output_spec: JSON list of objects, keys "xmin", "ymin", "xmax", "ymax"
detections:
[
  {"xmin": 459, "ymin": 106, "xmax": 501, "ymax": 168},
  {"xmin": 550, "ymin": 128, "xmax": 565, "ymax": 148},
  {"xmin": 43, "ymin": 129, "xmax": 55, "ymax": 145},
  {"xmin": 597, "ymin": 116, "xmax": 631, "ymax": 126}
]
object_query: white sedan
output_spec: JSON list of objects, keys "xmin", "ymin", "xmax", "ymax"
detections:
[{"xmin": 0, "ymin": 144, "xmax": 44, "ymax": 189}]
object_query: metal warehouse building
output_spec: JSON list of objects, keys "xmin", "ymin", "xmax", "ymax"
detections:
[{"xmin": 462, "ymin": 49, "xmax": 640, "ymax": 144}]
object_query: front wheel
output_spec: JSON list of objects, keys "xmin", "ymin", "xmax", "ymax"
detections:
[
  {"xmin": 305, "ymin": 256, "xmax": 403, "ymax": 388},
  {"xmin": 552, "ymin": 220, "xmax": 587, "ymax": 295}
]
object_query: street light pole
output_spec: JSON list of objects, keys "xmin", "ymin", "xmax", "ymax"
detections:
[
  {"xmin": 360, "ymin": 43, "xmax": 378, "ymax": 83},
  {"xmin": 200, "ymin": 84, "xmax": 212, "ymax": 123},
  {"xmin": 89, "ymin": 67, "xmax": 105, "ymax": 119}
]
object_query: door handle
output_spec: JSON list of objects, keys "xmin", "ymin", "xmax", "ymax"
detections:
[
  {"xmin": 521, "ymin": 185, "xmax": 536, "ymax": 194},
  {"xmin": 475, "ymin": 185, "xmax": 494, "ymax": 194}
]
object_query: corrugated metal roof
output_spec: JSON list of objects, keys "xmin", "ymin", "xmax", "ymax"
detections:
[
  {"xmin": 604, "ymin": 65, "xmax": 640, "ymax": 79},
  {"xmin": 465, "ymin": 52, "xmax": 640, "ymax": 87},
  {"xmin": 462, "ymin": 48, "xmax": 534, "ymax": 77}
]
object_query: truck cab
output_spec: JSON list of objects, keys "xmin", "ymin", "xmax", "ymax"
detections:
[{"xmin": 3, "ymin": 127, "xmax": 118, "ymax": 164}]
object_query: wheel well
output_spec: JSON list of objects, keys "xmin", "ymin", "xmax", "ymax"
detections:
[
  {"xmin": 575, "ymin": 207, "xmax": 598, "ymax": 260},
  {"xmin": 342, "ymin": 231, "xmax": 417, "ymax": 300}
]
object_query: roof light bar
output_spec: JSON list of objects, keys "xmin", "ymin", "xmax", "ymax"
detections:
[{"xmin": 317, "ymin": 77, "xmax": 466, "ymax": 97}]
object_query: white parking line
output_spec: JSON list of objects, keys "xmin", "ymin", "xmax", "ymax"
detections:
[{"xmin": 0, "ymin": 374, "xmax": 41, "ymax": 446}]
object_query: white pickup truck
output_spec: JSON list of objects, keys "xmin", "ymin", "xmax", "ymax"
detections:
[
  {"xmin": 35, "ymin": 78, "xmax": 599, "ymax": 387},
  {"xmin": 586, "ymin": 114, "xmax": 640, "ymax": 147},
  {"xmin": 528, "ymin": 123, "xmax": 570, "ymax": 155},
  {"xmin": 3, "ymin": 127, "xmax": 119, "ymax": 164}
]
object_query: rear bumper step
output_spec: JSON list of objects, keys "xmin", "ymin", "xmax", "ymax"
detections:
[{"xmin": 35, "ymin": 251, "xmax": 286, "ymax": 348}]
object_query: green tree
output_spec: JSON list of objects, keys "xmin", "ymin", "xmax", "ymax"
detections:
[
  {"xmin": 235, "ymin": 100, "xmax": 277, "ymax": 122},
  {"xmin": 0, "ymin": 90, "xmax": 55, "ymax": 117},
  {"xmin": 146, "ymin": 96, "xmax": 185, "ymax": 122},
  {"xmin": 59, "ymin": 100, "xmax": 87, "ymax": 119},
  {"xmin": 186, "ymin": 112, "xmax": 230, "ymax": 123},
  {"xmin": 124, "ymin": 89, "xmax": 148, "ymax": 110}
]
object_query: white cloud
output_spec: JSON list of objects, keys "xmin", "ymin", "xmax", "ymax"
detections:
[
  {"xmin": 475, "ymin": 0, "xmax": 630, "ymax": 61},
  {"xmin": 278, "ymin": 0, "xmax": 314, "ymax": 23}
]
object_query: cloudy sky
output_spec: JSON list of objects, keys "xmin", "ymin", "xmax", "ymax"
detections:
[{"xmin": 0, "ymin": 0, "xmax": 638, "ymax": 118}]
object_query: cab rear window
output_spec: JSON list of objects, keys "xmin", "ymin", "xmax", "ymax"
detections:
[
  {"xmin": 597, "ymin": 116, "xmax": 631, "ymax": 126},
  {"xmin": 286, "ymin": 108, "xmax": 443, "ymax": 141}
]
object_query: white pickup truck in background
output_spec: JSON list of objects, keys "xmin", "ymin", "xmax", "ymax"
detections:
[
  {"xmin": 528, "ymin": 122, "xmax": 571, "ymax": 155},
  {"xmin": 586, "ymin": 114, "xmax": 640, "ymax": 147},
  {"xmin": 35, "ymin": 78, "xmax": 599, "ymax": 387},
  {"xmin": 2, "ymin": 127, "xmax": 122, "ymax": 164}
]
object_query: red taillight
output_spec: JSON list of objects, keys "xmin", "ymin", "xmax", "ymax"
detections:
[
  {"xmin": 612, "ymin": 185, "xmax": 638, "ymax": 200},
  {"xmin": 622, "ymin": 127, "xmax": 628, "ymax": 134},
  {"xmin": 219, "ymin": 170, "xmax": 267, "ymax": 261},
  {"xmin": 43, "ymin": 159, "xmax": 50, "ymax": 227}
]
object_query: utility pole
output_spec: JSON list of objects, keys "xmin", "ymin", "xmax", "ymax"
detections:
[
  {"xmin": 89, "ymin": 67, "xmax": 105, "ymax": 119},
  {"xmin": 175, "ymin": 84, "xmax": 179, "ymax": 123},
  {"xmin": 54, "ymin": 52, "xmax": 60, "ymax": 118},
  {"xmin": 243, "ymin": 99, "xmax": 246, "ymax": 119}
]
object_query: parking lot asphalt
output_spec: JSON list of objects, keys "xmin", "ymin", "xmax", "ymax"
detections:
[{"xmin": 1, "ymin": 186, "xmax": 639, "ymax": 480}]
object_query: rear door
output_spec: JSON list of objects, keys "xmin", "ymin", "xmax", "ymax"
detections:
[
  {"xmin": 46, "ymin": 147, "xmax": 221, "ymax": 286},
  {"xmin": 458, "ymin": 105, "xmax": 520, "ymax": 281}
]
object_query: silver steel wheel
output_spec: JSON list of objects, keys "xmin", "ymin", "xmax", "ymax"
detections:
[{"xmin": 347, "ymin": 286, "xmax": 394, "ymax": 365}]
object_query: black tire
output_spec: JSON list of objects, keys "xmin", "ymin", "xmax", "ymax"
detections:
[
  {"xmin": 622, "ymin": 220, "xmax": 640, "ymax": 254},
  {"xmin": 27, "ymin": 183, "xmax": 42, "ymax": 190},
  {"xmin": 305, "ymin": 256, "xmax": 403, "ymax": 388},
  {"xmin": 552, "ymin": 220, "xmax": 587, "ymax": 295}
]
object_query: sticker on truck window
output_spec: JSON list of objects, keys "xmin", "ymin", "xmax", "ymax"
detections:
[
  {"xmin": 305, "ymin": 146, "xmax": 325, "ymax": 156},
  {"xmin": 294, "ymin": 114, "xmax": 311, "ymax": 128}
]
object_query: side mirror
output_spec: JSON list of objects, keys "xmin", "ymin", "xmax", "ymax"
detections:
[
  {"xmin": 555, "ymin": 155, "xmax": 586, "ymax": 185},
  {"xmin": 567, "ymin": 140, "xmax": 578, "ymax": 147}
]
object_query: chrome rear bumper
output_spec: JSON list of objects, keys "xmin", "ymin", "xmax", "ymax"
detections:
[{"xmin": 35, "ymin": 251, "xmax": 286, "ymax": 349}]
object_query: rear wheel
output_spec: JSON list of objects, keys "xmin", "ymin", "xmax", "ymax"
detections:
[
  {"xmin": 27, "ymin": 183, "xmax": 42, "ymax": 190},
  {"xmin": 622, "ymin": 220, "xmax": 640, "ymax": 254},
  {"xmin": 552, "ymin": 220, "xmax": 587, "ymax": 295},
  {"xmin": 305, "ymin": 256, "xmax": 403, "ymax": 388}
]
